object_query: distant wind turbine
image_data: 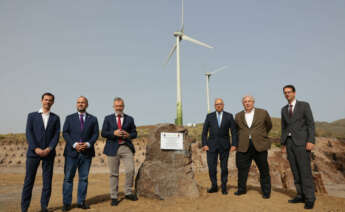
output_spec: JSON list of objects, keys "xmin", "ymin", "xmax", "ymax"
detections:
[
  {"xmin": 205, "ymin": 66, "xmax": 228, "ymax": 113},
  {"xmin": 165, "ymin": 0, "xmax": 214, "ymax": 126}
]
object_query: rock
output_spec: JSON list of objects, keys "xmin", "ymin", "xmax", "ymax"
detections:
[{"xmin": 135, "ymin": 124, "xmax": 199, "ymax": 199}]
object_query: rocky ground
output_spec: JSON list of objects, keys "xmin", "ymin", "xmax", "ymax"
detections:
[{"xmin": 0, "ymin": 126, "xmax": 345, "ymax": 211}]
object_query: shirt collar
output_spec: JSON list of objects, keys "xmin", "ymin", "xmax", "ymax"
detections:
[
  {"xmin": 78, "ymin": 112, "xmax": 86, "ymax": 116},
  {"xmin": 245, "ymin": 108, "xmax": 255, "ymax": 114},
  {"xmin": 38, "ymin": 108, "xmax": 50, "ymax": 115},
  {"xmin": 289, "ymin": 99, "xmax": 297, "ymax": 107},
  {"xmin": 115, "ymin": 113, "xmax": 124, "ymax": 118}
]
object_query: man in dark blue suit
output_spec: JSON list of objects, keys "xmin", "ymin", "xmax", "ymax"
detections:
[
  {"xmin": 62, "ymin": 96, "xmax": 99, "ymax": 211},
  {"xmin": 202, "ymin": 98, "xmax": 238, "ymax": 195},
  {"xmin": 21, "ymin": 92, "xmax": 60, "ymax": 212},
  {"xmin": 101, "ymin": 97, "xmax": 138, "ymax": 206}
]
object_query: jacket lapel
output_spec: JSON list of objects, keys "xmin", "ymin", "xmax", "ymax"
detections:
[
  {"xmin": 37, "ymin": 112, "xmax": 45, "ymax": 131},
  {"xmin": 241, "ymin": 111, "xmax": 249, "ymax": 128},
  {"xmin": 251, "ymin": 109, "xmax": 258, "ymax": 128}
]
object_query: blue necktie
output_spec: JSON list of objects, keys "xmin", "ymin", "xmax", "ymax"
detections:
[{"xmin": 217, "ymin": 112, "xmax": 221, "ymax": 127}]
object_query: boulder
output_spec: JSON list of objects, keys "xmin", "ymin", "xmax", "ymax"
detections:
[{"xmin": 135, "ymin": 124, "xmax": 200, "ymax": 199}]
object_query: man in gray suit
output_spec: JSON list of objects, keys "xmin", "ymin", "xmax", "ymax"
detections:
[{"xmin": 281, "ymin": 85, "xmax": 315, "ymax": 210}]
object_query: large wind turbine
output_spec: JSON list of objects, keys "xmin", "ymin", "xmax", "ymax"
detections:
[
  {"xmin": 165, "ymin": 0, "xmax": 214, "ymax": 126},
  {"xmin": 205, "ymin": 66, "xmax": 228, "ymax": 113}
]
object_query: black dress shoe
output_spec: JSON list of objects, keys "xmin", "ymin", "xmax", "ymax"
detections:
[
  {"xmin": 125, "ymin": 194, "xmax": 138, "ymax": 201},
  {"xmin": 288, "ymin": 196, "xmax": 305, "ymax": 203},
  {"xmin": 304, "ymin": 201, "xmax": 315, "ymax": 209},
  {"xmin": 62, "ymin": 204, "xmax": 71, "ymax": 211},
  {"xmin": 221, "ymin": 189, "xmax": 228, "ymax": 195},
  {"xmin": 207, "ymin": 187, "xmax": 218, "ymax": 193},
  {"xmin": 77, "ymin": 202, "xmax": 90, "ymax": 209},
  {"xmin": 262, "ymin": 193, "xmax": 270, "ymax": 199},
  {"xmin": 234, "ymin": 190, "xmax": 246, "ymax": 196},
  {"xmin": 111, "ymin": 199, "xmax": 118, "ymax": 206}
]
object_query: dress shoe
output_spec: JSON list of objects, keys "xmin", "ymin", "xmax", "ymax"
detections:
[
  {"xmin": 77, "ymin": 201, "xmax": 90, "ymax": 209},
  {"xmin": 304, "ymin": 201, "xmax": 315, "ymax": 209},
  {"xmin": 234, "ymin": 190, "xmax": 246, "ymax": 196},
  {"xmin": 262, "ymin": 193, "xmax": 270, "ymax": 199},
  {"xmin": 62, "ymin": 204, "xmax": 71, "ymax": 211},
  {"xmin": 221, "ymin": 189, "xmax": 228, "ymax": 195},
  {"xmin": 207, "ymin": 187, "xmax": 218, "ymax": 193},
  {"xmin": 125, "ymin": 194, "xmax": 138, "ymax": 201},
  {"xmin": 288, "ymin": 196, "xmax": 305, "ymax": 203},
  {"xmin": 111, "ymin": 199, "xmax": 119, "ymax": 206}
]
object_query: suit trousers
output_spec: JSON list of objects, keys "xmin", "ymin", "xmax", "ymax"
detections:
[
  {"xmin": 286, "ymin": 137, "xmax": 315, "ymax": 201},
  {"xmin": 236, "ymin": 140, "xmax": 271, "ymax": 194},
  {"xmin": 62, "ymin": 153, "xmax": 92, "ymax": 205},
  {"xmin": 107, "ymin": 145, "xmax": 134, "ymax": 199},
  {"xmin": 206, "ymin": 149, "xmax": 229, "ymax": 189},
  {"xmin": 21, "ymin": 156, "xmax": 54, "ymax": 212}
]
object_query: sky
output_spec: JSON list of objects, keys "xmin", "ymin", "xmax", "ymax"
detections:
[{"xmin": 0, "ymin": 0, "xmax": 344, "ymax": 133}]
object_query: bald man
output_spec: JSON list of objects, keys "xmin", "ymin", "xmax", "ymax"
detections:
[
  {"xmin": 202, "ymin": 98, "xmax": 238, "ymax": 195},
  {"xmin": 62, "ymin": 96, "xmax": 99, "ymax": 211},
  {"xmin": 234, "ymin": 96, "xmax": 272, "ymax": 198}
]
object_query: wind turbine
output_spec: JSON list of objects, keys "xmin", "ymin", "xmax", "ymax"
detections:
[
  {"xmin": 205, "ymin": 66, "xmax": 228, "ymax": 113},
  {"xmin": 165, "ymin": 0, "xmax": 214, "ymax": 126}
]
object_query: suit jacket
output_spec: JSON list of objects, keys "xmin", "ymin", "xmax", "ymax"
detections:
[
  {"xmin": 101, "ymin": 113, "xmax": 137, "ymax": 156},
  {"xmin": 62, "ymin": 112, "xmax": 99, "ymax": 158},
  {"xmin": 25, "ymin": 111, "xmax": 60, "ymax": 158},
  {"xmin": 202, "ymin": 111, "xmax": 238, "ymax": 152},
  {"xmin": 281, "ymin": 100, "xmax": 315, "ymax": 146},
  {"xmin": 235, "ymin": 108, "xmax": 272, "ymax": 152}
]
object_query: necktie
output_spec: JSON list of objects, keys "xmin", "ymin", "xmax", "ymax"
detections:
[
  {"xmin": 80, "ymin": 114, "xmax": 84, "ymax": 130},
  {"xmin": 289, "ymin": 104, "xmax": 293, "ymax": 117},
  {"xmin": 117, "ymin": 114, "xmax": 124, "ymax": 144},
  {"xmin": 217, "ymin": 112, "xmax": 221, "ymax": 127}
]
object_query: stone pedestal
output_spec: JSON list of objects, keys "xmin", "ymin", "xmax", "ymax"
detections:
[{"xmin": 135, "ymin": 124, "xmax": 200, "ymax": 199}]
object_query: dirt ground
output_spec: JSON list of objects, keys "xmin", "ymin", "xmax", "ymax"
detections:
[{"xmin": 0, "ymin": 170, "xmax": 344, "ymax": 212}]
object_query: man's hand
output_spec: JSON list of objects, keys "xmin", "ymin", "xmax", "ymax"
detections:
[
  {"xmin": 121, "ymin": 130, "xmax": 130, "ymax": 139},
  {"xmin": 306, "ymin": 142, "xmax": 314, "ymax": 151},
  {"xmin": 114, "ymin": 129, "xmax": 123, "ymax": 137},
  {"xmin": 41, "ymin": 148, "xmax": 51, "ymax": 157},
  {"xmin": 202, "ymin": 146, "xmax": 209, "ymax": 151},
  {"xmin": 281, "ymin": 145, "xmax": 286, "ymax": 153},
  {"xmin": 230, "ymin": 146, "xmax": 237, "ymax": 152},
  {"xmin": 34, "ymin": 148, "xmax": 44, "ymax": 156}
]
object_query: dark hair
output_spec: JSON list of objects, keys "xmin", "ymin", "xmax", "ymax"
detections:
[
  {"xmin": 41, "ymin": 92, "xmax": 55, "ymax": 101},
  {"xmin": 283, "ymin": 85, "xmax": 296, "ymax": 92}
]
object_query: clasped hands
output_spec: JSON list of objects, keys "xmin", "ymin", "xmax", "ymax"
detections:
[
  {"xmin": 34, "ymin": 147, "xmax": 51, "ymax": 157},
  {"xmin": 114, "ymin": 129, "xmax": 130, "ymax": 139}
]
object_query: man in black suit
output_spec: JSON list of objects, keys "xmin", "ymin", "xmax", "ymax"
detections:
[
  {"xmin": 62, "ymin": 96, "xmax": 99, "ymax": 211},
  {"xmin": 202, "ymin": 98, "xmax": 238, "ymax": 195},
  {"xmin": 101, "ymin": 97, "xmax": 138, "ymax": 206},
  {"xmin": 21, "ymin": 93, "xmax": 60, "ymax": 212},
  {"xmin": 281, "ymin": 85, "xmax": 316, "ymax": 210}
]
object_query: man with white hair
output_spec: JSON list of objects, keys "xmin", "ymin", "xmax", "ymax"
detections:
[{"xmin": 234, "ymin": 96, "xmax": 272, "ymax": 198}]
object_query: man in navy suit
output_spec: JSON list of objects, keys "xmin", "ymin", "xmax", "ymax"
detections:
[
  {"xmin": 202, "ymin": 98, "xmax": 238, "ymax": 195},
  {"xmin": 21, "ymin": 92, "xmax": 60, "ymax": 212},
  {"xmin": 101, "ymin": 97, "xmax": 138, "ymax": 206},
  {"xmin": 62, "ymin": 96, "xmax": 99, "ymax": 211}
]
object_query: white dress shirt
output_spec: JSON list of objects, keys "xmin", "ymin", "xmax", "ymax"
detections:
[
  {"xmin": 245, "ymin": 108, "xmax": 255, "ymax": 128},
  {"xmin": 73, "ymin": 112, "xmax": 90, "ymax": 149},
  {"xmin": 38, "ymin": 108, "xmax": 50, "ymax": 130}
]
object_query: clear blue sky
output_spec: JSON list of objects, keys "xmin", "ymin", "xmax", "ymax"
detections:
[{"xmin": 1, "ymin": 0, "xmax": 344, "ymax": 133}]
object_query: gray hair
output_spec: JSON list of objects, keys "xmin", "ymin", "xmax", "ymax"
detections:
[
  {"xmin": 78, "ymin": 96, "xmax": 88, "ymax": 104},
  {"xmin": 114, "ymin": 97, "xmax": 124, "ymax": 104},
  {"xmin": 242, "ymin": 95, "xmax": 255, "ymax": 103}
]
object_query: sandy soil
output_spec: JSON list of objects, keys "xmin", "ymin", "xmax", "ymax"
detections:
[{"xmin": 0, "ymin": 171, "xmax": 344, "ymax": 212}]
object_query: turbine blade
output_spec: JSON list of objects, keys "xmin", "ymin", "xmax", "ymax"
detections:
[
  {"xmin": 181, "ymin": 0, "xmax": 184, "ymax": 31},
  {"xmin": 210, "ymin": 66, "xmax": 228, "ymax": 75},
  {"xmin": 165, "ymin": 43, "xmax": 177, "ymax": 66},
  {"xmin": 182, "ymin": 34, "xmax": 214, "ymax": 49}
]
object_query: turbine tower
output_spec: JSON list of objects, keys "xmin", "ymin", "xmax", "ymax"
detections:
[
  {"xmin": 165, "ymin": 0, "xmax": 214, "ymax": 126},
  {"xmin": 205, "ymin": 66, "xmax": 228, "ymax": 113}
]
